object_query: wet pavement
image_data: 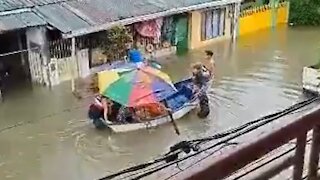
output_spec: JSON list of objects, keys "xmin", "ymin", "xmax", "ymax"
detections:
[{"xmin": 1, "ymin": 26, "xmax": 320, "ymax": 180}]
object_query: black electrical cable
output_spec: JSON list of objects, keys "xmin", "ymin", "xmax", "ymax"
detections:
[
  {"xmin": 123, "ymin": 96, "xmax": 320, "ymax": 180},
  {"xmin": 191, "ymin": 95, "xmax": 320, "ymax": 144},
  {"xmin": 163, "ymin": 142, "xmax": 239, "ymax": 180},
  {"xmin": 98, "ymin": 153, "xmax": 180, "ymax": 180},
  {"xmin": 100, "ymin": 96, "xmax": 319, "ymax": 180},
  {"xmin": 98, "ymin": 96, "xmax": 320, "ymax": 180}
]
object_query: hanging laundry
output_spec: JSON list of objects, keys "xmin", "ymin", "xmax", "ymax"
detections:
[
  {"xmin": 134, "ymin": 18, "xmax": 163, "ymax": 43},
  {"xmin": 161, "ymin": 17, "xmax": 176, "ymax": 46}
]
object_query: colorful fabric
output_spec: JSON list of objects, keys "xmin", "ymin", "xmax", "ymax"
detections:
[
  {"xmin": 161, "ymin": 16, "xmax": 175, "ymax": 45},
  {"xmin": 102, "ymin": 65, "xmax": 176, "ymax": 107},
  {"xmin": 134, "ymin": 18, "xmax": 163, "ymax": 43}
]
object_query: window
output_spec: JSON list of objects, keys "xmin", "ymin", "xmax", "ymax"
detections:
[{"xmin": 201, "ymin": 8, "xmax": 226, "ymax": 41}]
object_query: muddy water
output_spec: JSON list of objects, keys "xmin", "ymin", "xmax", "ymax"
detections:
[{"xmin": 0, "ymin": 26, "xmax": 320, "ymax": 180}]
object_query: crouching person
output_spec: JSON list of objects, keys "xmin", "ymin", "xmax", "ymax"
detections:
[{"xmin": 88, "ymin": 95, "xmax": 108, "ymax": 129}]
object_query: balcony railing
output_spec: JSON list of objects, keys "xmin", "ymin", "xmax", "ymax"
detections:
[{"xmin": 185, "ymin": 105, "xmax": 320, "ymax": 180}]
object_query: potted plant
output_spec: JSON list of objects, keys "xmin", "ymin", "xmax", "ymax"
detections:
[{"xmin": 99, "ymin": 26, "xmax": 132, "ymax": 62}]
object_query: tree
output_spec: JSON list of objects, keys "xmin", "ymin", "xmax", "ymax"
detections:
[
  {"xmin": 289, "ymin": 0, "xmax": 320, "ymax": 26},
  {"xmin": 99, "ymin": 26, "xmax": 133, "ymax": 62}
]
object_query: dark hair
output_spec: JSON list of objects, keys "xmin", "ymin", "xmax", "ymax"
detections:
[
  {"xmin": 205, "ymin": 50, "xmax": 213, "ymax": 56},
  {"xmin": 192, "ymin": 62, "xmax": 203, "ymax": 70}
]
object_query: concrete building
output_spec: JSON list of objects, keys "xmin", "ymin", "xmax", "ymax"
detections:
[{"xmin": 0, "ymin": 0, "xmax": 241, "ymax": 88}]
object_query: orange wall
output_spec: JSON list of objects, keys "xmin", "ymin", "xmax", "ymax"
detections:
[{"xmin": 239, "ymin": 2, "xmax": 289, "ymax": 36}]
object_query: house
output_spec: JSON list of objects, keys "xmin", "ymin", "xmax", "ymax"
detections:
[{"xmin": 0, "ymin": 0, "xmax": 241, "ymax": 88}]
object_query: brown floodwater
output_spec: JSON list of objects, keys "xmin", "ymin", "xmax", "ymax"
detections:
[{"xmin": 0, "ymin": 25, "xmax": 320, "ymax": 180}]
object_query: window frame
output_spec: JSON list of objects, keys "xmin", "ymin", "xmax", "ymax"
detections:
[{"xmin": 201, "ymin": 7, "xmax": 227, "ymax": 41}]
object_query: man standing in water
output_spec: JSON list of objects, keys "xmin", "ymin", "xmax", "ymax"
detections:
[
  {"xmin": 190, "ymin": 51, "xmax": 215, "ymax": 119},
  {"xmin": 204, "ymin": 50, "xmax": 215, "ymax": 80}
]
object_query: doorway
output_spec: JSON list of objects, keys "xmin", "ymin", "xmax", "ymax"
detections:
[
  {"xmin": 174, "ymin": 14, "xmax": 189, "ymax": 56},
  {"xmin": 0, "ymin": 31, "xmax": 32, "ymax": 95}
]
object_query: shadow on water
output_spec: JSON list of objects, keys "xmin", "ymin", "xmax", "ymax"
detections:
[{"xmin": 1, "ymin": 26, "xmax": 320, "ymax": 180}]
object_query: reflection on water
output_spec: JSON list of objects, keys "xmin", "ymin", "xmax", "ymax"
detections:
[{"xmin": 1, "ymin": 26, "xmax": 320, "ymax": 180}]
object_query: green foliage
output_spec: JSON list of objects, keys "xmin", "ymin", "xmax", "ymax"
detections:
[
  {"xmin": 289, "ymin": 0, "xmax": 320, "ymax": 26},
  {"xmin": 99, "ymin": 26, "xmax": 132, "ymax": 61},
  {"xmin": 241, "ymin": 0, "xmax": 269, "ymax": 11}
]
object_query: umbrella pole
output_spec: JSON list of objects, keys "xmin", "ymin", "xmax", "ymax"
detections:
[{"xmin": 164, "ymin": 100, "xmax": 180, "ymax": 135}]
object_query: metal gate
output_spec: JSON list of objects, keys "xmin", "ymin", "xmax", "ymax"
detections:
[{"xmin": 28, "ymin": 47, "xmax": 45, "ymax": 85}]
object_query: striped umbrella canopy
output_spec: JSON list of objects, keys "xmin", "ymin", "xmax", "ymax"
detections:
[{"xmin": 102, "ymin": 65, "xmax": 177, "ymax": 107}]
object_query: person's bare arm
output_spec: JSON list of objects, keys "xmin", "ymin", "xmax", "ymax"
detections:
[{"xmin": 103, "ymin": 107, "xmax": 108, "ymax": 120}]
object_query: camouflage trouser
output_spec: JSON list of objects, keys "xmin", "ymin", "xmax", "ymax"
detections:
[{"xmin": 197, "ymin": 92, "xmax": 210, "ymax": 118}]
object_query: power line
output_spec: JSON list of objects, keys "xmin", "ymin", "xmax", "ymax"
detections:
[
  {"xmin": 98, "ymin": 95, "xmax": 320, "ymax": 180},
  {"xmin": 131, "ymin": 96, "xmax": 320, "ymax": 179},
  {"xmin": 163, "ymin": 142, "xmax": 239, "ymax": 180}
]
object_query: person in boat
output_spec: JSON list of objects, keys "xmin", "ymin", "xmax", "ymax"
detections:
[
  {"xmin": 117, "ymin": 107, "xmax": 135, "ymax": 123},
  {"xmin": 106, "ymin": 99, "xmax": 122, "ymax": 122}
]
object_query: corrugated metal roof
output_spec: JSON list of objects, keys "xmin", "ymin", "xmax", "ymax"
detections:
[
  {"xmin": 0, "ymin": 11, "xmax": 46, "ymax": 31},
  {"xmin": 0, "ymin": 0, "xmax": 73, "ymax": 12},
  {"xmin": 36, "ymin": 4, "xmax": 90, "ymax": 33},
  {"xmin": 64, "ymin": 0, "xmax": 197, "ymax": 24},
  {"xmin": 0, "ymin": 0, "xmax": 239, "ymax": 35},
  {"xmin": 35, "ymin": 0, "xmax": 231, "ymax": 33}
]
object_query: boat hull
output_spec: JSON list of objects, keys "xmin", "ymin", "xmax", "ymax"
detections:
[
  {"xmin": 106, "ymin": 100, "xmax": 198, "ymax": 132},
  {"xmin": 89, "ymin": 77, "xmax": 212, "ymax": 133}
]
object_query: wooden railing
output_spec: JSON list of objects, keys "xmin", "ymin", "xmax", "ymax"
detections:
[{"xmin": 185, "ymin": 106, "xmax": 320, "ymax": 180}]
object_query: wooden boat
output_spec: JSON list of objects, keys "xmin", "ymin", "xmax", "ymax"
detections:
[
  {"xmin": 302, "ymin": 65, "xmax": 320, "ymax": 94},
  {"xmin": 89, "ymin": 78, "xmax": 212, "ymax": 133}
]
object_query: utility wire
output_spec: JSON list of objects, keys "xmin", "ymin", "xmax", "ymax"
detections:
[
  {"xmin": 131, "ymin": 96, "xmax": 320, "ymax": 179},
  {"xmin": 99, "ymin": 95, "xmax": 320, "ymax": 180},
  {"xmin": 163, "ymin": 142, "xmax": 239, "ymax": 180}
]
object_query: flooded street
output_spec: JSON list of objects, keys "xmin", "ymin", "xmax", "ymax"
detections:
[{"xmin": 1, "ymin": 26, "xmax": 320, "ymax": 180}]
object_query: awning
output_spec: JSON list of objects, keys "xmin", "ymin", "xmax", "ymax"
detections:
[{"xmin": 0, "ymin": 11, "xmax": 46, "ymax": 32}]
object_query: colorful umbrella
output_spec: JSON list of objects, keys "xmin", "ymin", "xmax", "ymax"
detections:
[
  {"xmin": 97, "ymin": 67, "xmax": 133, "ymax": 94},
  {"xmin": 102, "ymin": 65, "xmax": 177, "ymax": 107}
]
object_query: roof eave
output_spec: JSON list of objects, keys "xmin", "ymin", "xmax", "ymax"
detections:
[{"xmin": 63, "ymin": 0, "xmax": 242, "ymax": 38}]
